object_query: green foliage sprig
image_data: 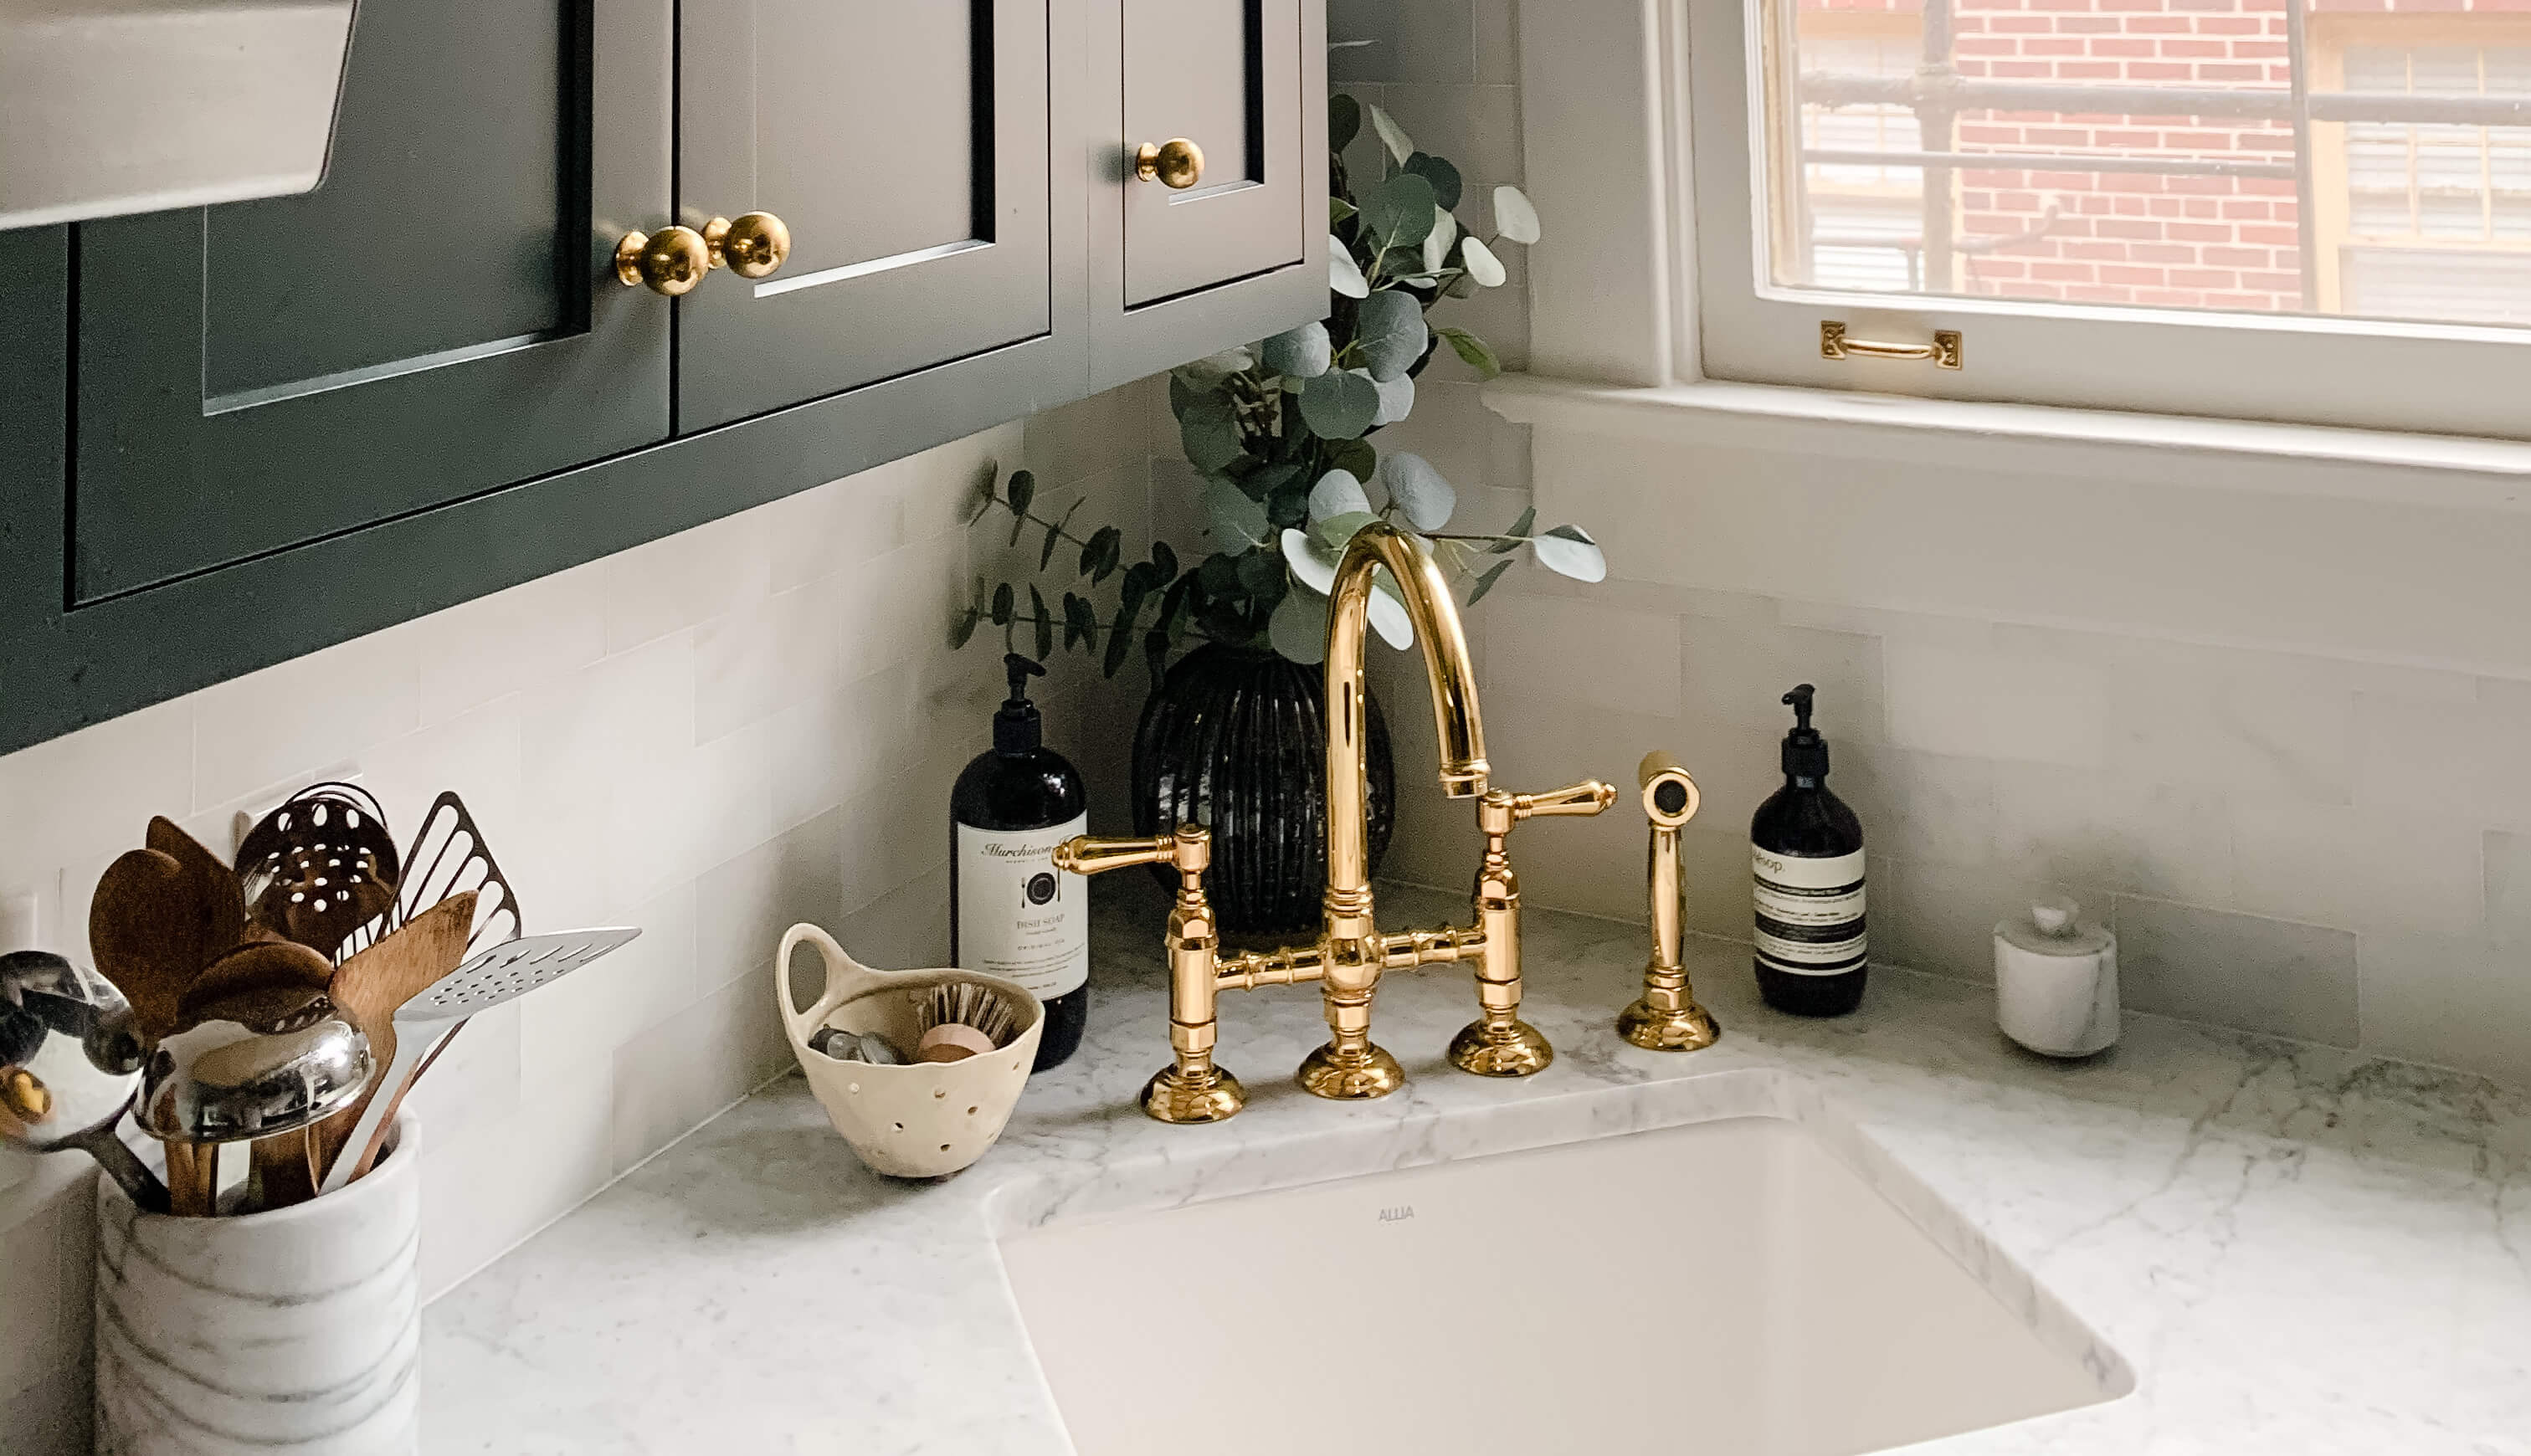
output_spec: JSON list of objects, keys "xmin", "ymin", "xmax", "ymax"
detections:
[{"xmin": 955, "ymin": 95, "xmax": 1607, "ymax": 678}]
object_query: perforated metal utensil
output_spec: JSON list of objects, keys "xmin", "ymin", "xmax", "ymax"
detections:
[
  {"xmin": 367, "ymin": 791, "xmax": 520, "ymax": 957},
  {"xmin": 319, "ymin": 926, "xmax": 639, "ymax": 1193},
  {"xmin": 237, "ymin": 782, "xmax": 402, "ymax": 961}
]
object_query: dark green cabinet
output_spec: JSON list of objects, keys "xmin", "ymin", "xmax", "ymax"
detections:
[
  {"xmin": 0, "ymin": 0, "xmax": 1326, "ymax": 755},
  {"xmin": 68, "ymin": 0, "xmax": 670, "ymax": 602},
  {"xmin": 674, "ymin": 0, "xmax": 1058, "ymax": 428}
]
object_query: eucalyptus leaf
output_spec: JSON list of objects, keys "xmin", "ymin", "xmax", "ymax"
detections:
[
  {"xmin": 1004, "ymin": 469, "xmax": 1034, "ymax": 520},
  {"xmin": 1532, "ymin": 524, "xmax": 1608, "ymax": 582},
  {"xmin": 1269, "ymin": 588, "xmax": 1331, "ymax": 665},
  {"xmin": 1369, "ymin": 372, "xmax": 1414, "ymax": 428},
  {"xmin": 1029, "ymin": 585, "xmax": 1051, "ymax": 660},
  {"xmin": 1465, "ymin": 558, "xmax": 1513, "ymax": 607},
  {"xmin": 1436, "ymin": 326, "xmax": 1502, "ymax": 379},
  {"xmin": 1493, "ymin": 185, "xmax": 1541, "ymax": 245},
  {"xmin": 1103, "ymin": 604, "xmax": 1133, "ymax": 676},
  {"xmin": 1307, "ymin": 469, "xmax": 1371, "ymax": 522},
  {"xmin": 1297, "ymin": 368, "xmax": 1381, "ymax": 439},
  {"xmin": 1151, "ymin": 540, "xmax": 1178, "ymax": 582},
  {"xmin": 1461, "ymin": 235, "xmax": 1507, "ymax": 289},
  {"xmin": 1200, "ymin": 346, "xmax": 1255, "ymax": 375},
  {"xmin": 1368, "ymin": 103, "xmax": 1415, "ymax": 165},
  {"xmin": 1487, "ymin": 504, "xmax": 1537, "ymax": 551},
  {"xmin": 1381, "ymin": 452, "xmax": 1456, "ymax": 531},
  {"xmin": 1063, "ymin": 592, "xmax": 1096, "ymax": 649},
  {"xmin": 1281, "ymin": 527, "xmax": 1338, "ymax": 595},
  {"xmin": 1236, "ymin": 550, "xmax": 1285, "ymax": 599},
  {"xmin": 1081, "ymin": 525, "xmax": 1123, "ymax": 583},
  {"xmin": 1312, "ymin": 510, "xmax": 1378, "ymax": 553},
  {"xmin": 1168, "ymin": 373, "xmax": 1233, "ymax": 423},
  {"xmin": 1329, "ymin": 241, "xmax": 1370, "ymax": 299},
  {"xmin": 1360, "ymin": 172, "xmax": 1437, "ymax": 251},
  {"xmin": 1203, "ymin": 479, "xmax": 1271, "ymax": 547},
  {"xmin": 949, "ymin": 607, "xmax": 981, "ymax": 649},
  {"xmin": 990, "ymin": 582, "xmax": 1014, "ymax": 626},
  {"xmin": 1183, "ymin": 418, "xmax": 1246, "ymax": 474},
  {"xmin": 1402, "ymin": 151, "xmax": 1463, "ymax": 209},
  {"xmin": 1420, "ymin": 206, "xmax": 1458, "ymax": 276},
  {"xmin": 1258, "ymin": 320, "xmax": 1332, "ymax": 379},
  {"xmin": 1329, "ymin": 196, "xmax": 1358, "ymax": 228},
  {"xmin": 1329, "ymin": 93, "xmax": 1361, "ymax": 153},
  {"xmin": 1043, "ymin": 498, "xmax": 1082, "ymax": 570},
  {"xmin": 1357, "ymin": 290, "xmax": 1428, "ymax": 382}
]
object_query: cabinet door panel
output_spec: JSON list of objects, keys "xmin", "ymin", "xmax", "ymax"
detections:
[
  {"xmin": 1122, "ymin": 0, "xmax": 1303, "ymax": 306},
  {"xmin": 69, "ymin": 0, "xmax": 672, "ymax": 604},
  {"xmin": 675, "ymin": 0, "xmax": 1053, "ymax": 430}
]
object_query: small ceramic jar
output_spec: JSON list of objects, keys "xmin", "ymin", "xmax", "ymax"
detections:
[{"xmin": 1994, "ymin": 897, "xmax": 2119, "ymax": 1059}]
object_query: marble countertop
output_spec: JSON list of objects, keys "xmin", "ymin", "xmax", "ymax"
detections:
[{"xmin": 423, "ymin": 881, "xmax": 2531, "ymax": 1455}]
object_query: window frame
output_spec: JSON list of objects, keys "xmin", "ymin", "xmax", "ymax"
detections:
[{"xmin": 1682, "ymin": 0, "xmax": 2531, "ymax": 441}]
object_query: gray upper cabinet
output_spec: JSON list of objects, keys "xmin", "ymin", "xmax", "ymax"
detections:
[
  {"xmin": 67, "ymin": 0, "xmax": 673, "ymax": 602},
  {"xmin": 1086, "ymin": 0, "xmax": 1327, "ymax": 388},
  {"xmin": 0, "ymin": 0, "xmax": 1327, "ymax": 755},
  {"xmin": 673, "ymin": 0, "xmax": 1055, "ymax": 429}
]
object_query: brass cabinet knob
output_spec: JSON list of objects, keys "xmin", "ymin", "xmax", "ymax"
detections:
[
  {"xmin": 705, "ymin": 211, "xmax": 791, "ymax": 279},
  {"xmin": 613, "ymin": 225, "xmax": 712, "ymax": 296},
  {"xmin": 1133, "ymin": 138, "xmax": 1204, "ymax": 189}
]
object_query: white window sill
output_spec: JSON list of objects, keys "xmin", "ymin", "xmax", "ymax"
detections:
[{"xmin": 1481, "ymin": 374, "xmax": 2531, "ymax": 517}]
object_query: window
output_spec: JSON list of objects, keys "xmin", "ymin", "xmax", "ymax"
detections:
[{"xmin": 1686, "ymin": 0, "xmax": 2531, "ymax": 437}]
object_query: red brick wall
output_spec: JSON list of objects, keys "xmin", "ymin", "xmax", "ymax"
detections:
[{"xmin": 1799, "ymin": 0, "xmax": 2509, "ymax": 310}]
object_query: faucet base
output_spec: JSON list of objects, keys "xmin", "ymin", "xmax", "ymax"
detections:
[
  {"xmin": 1140, "ymin": 1063, "xmax": 1247, "ymax": 1124},
  {"xmin": 1446, "ymin": 1018, "xmax": 1554, "ymax": 1077},
  {"xmin": 1296, "ymin": 1041, "xmax": 1405, "ymax": 1100},
  {"xmin": 1617, "ymin": 998, "xmax": 1720, "ymax": 1052}
]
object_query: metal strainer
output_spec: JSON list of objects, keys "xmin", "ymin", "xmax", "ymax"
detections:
[{"xmin": 319, "ymin": 925, "xmax": 640, "ymax": 1193}]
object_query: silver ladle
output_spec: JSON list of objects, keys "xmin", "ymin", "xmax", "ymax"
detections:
[
  {"xmin": 0, "ymin": 951, "xmax": 167, "ymax": 1212},
  {"xmin": 136, "ymin": 983, "xmax": 372, "ymax": 1214}
]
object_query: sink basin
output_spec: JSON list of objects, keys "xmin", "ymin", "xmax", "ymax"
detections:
[{"xmin": 999, "ymin": 1091, "xmax": 2129, "ymax": 1455}]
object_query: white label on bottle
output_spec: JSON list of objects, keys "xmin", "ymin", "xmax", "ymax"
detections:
[
  {"xmin": 1753, "ymin": 846, "xmax": 1866, "ymax": 977},
  {"xmin": 957, "ymin": 816, "xmax": 1089, "ymax": 998}
]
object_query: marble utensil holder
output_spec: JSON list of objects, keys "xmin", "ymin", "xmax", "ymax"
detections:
[
  {"xmin": 777, "ymin": 923, "xmax": 1042, "ymax": 1179},
  {"xmin": 93, "ymin": 1116, "xmax": 421, "ymax": 1455}
]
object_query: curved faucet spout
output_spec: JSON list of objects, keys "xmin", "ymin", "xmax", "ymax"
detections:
[{"xmin": 1322, "ymin": 523, "xmax": 1489, "ymax": 940}]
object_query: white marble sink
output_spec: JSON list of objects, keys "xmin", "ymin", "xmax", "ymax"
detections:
[{"xmin": 999, "ymin": 1088, "xmax": 2132, "ymax": 1456}]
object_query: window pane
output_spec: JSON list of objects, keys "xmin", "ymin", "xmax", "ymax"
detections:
[{"xmin": 1762, "ymin": 0, "xmax": 2531, "ymax": 328}]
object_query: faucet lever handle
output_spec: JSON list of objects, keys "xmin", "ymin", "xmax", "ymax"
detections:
[
  {"xmin": 1510, "ymin": 779, "xmax": 1618, "ymax": 822},
  {"xmin": 1055, "ymin": 827, "xmax": 1210, "ymax": 878}
]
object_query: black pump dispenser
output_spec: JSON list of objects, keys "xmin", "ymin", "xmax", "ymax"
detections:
[
  {"xmin": 1750, "ymin": 683, "xmax": 1869, "ymax": 1018},
  {"xmin": 993, "ymin": 654, "xmax": 1045, "ymax": 754},
  {"xmin": 1780, "ymin": 684, "xmax": 1830, "ymax": 781},
  {"xmin": 951, "ymin": 654, "xmax": 1091, "ymax": 1070}
]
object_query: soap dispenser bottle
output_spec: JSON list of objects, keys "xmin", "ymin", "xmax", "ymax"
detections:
[
  {"xmin": 1751, "ymin": 684, "xmax": 1868, "ymax": 1017},
  {"xmin": 950, "ymin": 654, "xmax": 1090, "ymax": 1071}
]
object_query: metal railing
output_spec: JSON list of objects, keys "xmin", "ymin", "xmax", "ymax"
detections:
[{"xmin": 1787, "ymin": 0, "xmax": 2531, "ymax": 307}]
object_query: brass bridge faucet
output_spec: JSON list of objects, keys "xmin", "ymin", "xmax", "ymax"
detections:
[{"xmin": 1057, "ymin": 523, "xmax": 1615, "ymax": 1124}]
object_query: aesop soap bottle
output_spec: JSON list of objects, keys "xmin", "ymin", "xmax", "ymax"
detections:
[
  {"xmin": 1751, "ymin": 684, "xmax": 1868, "ymax": 1017},
  {"xmin": 950, "ymin": 654, "xmax": 1089, "ymax": 1070}
]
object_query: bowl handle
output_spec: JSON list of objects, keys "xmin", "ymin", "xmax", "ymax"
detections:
[{"xmin": 774, "ymin": 923, "xmax": 887, "ymax": 1048}]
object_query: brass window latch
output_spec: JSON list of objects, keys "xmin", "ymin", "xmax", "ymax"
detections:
[{"xmin": 1820, "ymin": 320, "xmax": 1963, "ymax": 370}]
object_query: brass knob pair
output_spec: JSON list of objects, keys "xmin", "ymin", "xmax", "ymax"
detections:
[
  {"xmin": 1133, "ymin": 137, "xmax": 1205, "ymax": 190},
  {"xmin": 613, "ymin": 211, "xmax": 793, "ymax": 296}
]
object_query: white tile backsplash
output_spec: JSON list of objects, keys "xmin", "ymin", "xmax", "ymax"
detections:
[{"xmin": 0, "ymin": 382, "xmax": 1158, "ymax": 1453}]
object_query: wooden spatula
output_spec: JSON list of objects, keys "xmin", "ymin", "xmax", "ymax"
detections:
[
  {"xmin": 304, "ymin": 891, "xmax": 475, "ymax": 1192},
  {"xmin": 89, "ymin": 847, "xmax": 199, "ymax": 1039},
  {"xmin": 145, "ymin": 816, "xmax": 246, "ymax": 971}
]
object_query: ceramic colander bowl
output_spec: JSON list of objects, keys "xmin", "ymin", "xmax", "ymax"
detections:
[{"xmin": 774, "ymin": 923, "xmax": 1042, "ymax": 1179}]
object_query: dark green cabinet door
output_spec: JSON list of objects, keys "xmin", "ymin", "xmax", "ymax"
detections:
[
  {"xmin": 674, "ymin": 0, "xmax": 1054, "ymax": 430},
  {"xmin": 1122, "ymin": 0, "xmax": 1305, "ymax": 306},
  {"xmin": 68, "ymin": 0, "xmax": 673, "ymax": 603}
]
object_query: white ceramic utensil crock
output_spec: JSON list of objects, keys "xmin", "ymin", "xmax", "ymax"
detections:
[
  {"xmin": 776, "ymin": 924, "xmax": 1041, "ymax": 1179},
  {"xmin": 94, "ymin": 1115, "xmax": 420, "ymax": 1455}
]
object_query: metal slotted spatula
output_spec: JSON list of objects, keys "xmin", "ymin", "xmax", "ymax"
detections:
[{"xmin": 318, "ymin": 926, "xmax": 640, "ymax": 1193}]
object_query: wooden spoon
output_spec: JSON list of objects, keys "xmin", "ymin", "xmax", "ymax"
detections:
[
  {"xmin": 88, "ymin": 847, "xmax": 198, "ymax": 1039},
  {"xmin": 178, "ymin": 940, "xmax": 335, "ymax": 1024},
  {"xmin": 145, "ymin": 816, "xmax": 246, "ymax": 971},
  {"xmin": 303, "ymin": 891, "xmax": 475, "ymax": 1193}
]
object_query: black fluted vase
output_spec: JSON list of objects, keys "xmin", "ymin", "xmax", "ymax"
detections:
[{"xmin": 1132, "ymin": 643, "xmax": 1394, "ymax": 936}]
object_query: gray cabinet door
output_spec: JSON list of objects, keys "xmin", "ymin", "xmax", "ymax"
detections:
[
  {"xmin": 1122, "ymin": 0, "xmax": 1305, "ymax": 306},
  {"xmin": 675, "ymin": 0, "xmax": 1054, "ymax": 430},
  {"xmin": 68, "ymin": 0, "xmax": 674, "ymax": 604}
]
